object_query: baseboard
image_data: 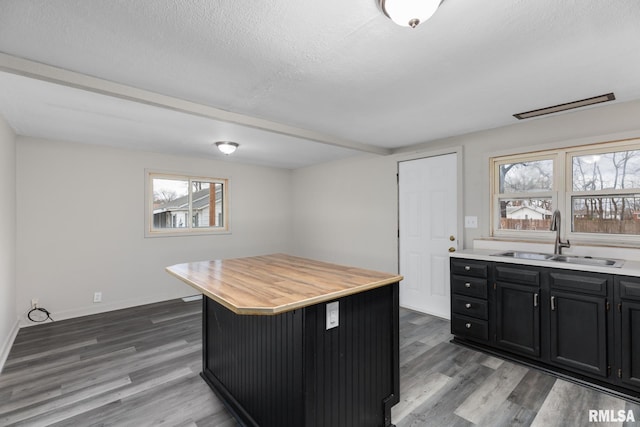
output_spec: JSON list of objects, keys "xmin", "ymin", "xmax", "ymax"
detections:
[
  {"xmin": 0, "ymin": 318, "xmax": 20, "ymax": 374},
  {"xmin": 19, "ymin": 293, "xmax": 195, "ymax": 328}
]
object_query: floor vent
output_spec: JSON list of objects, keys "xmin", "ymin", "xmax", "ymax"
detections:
[{"xmin": 182, "ymin": 294, "xmax": 203, "ymax": 302}]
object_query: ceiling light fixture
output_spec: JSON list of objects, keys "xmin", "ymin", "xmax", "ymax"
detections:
[
  {"xmin": 215, "ymin": 141, "xmax": 239, "ymax": 155},
  {"xmin": 378, "ymin": 0, "xmax": 443, "ymax": 28},
  {"xmin": 513, "ymin": 93, "xmax": 616, "ymax": 120}
]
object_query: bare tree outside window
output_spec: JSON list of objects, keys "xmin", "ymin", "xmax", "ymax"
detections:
[
  {"xmin": 572, "ymin": 150, "xmax": 640, "ymax": 235},
  {"xmin": 492, "ymin": 141, "xmax": 640, "ymax": 240},
  {"xmin": 497, "ymin": 160, "xmax": 554, "ymax": 231}
]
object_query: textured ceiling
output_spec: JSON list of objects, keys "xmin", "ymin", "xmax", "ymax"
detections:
[{"xmin": 1, "ymin": 0, "xmax": 640, "ymax": 168}]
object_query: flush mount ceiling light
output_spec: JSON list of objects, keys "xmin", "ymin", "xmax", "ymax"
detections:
[
  {"xmin": 378, "ymin": 0, "xmax": 443, "ymax": 28},
  {"xmin": 215, "ymin": 141, "xmax": 239, "ymax": 155},
  {"xmin": 513, "ymin": 93, "xmax": 616, "ymax": 120}
]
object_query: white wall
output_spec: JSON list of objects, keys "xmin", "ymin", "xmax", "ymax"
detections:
[
  {"xmin": 0, "ymin": 115, "xmax": 18, "ymax": 372},
  {"xmin": 16, "ymin": 137, "xmax": 293, "ymax": 324},
  {"xmin": 11, "ymin": 98, "xmax": 640, "ymax": 328},
  {"xmin": 292, "ymin": 99, "xmax": 640, "ymax": 270},
  {"xmin": 292, "ymin": 154, "xmax": 399, "ymax": 273}
]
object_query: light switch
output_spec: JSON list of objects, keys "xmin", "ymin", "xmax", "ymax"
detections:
[
  {"xmin": 326, "ymin": 301, "xmax": 339, "ymax": 330},
  {"xmin": 464, "ymin": 216, "xmax": 478, "ymax": 229}
]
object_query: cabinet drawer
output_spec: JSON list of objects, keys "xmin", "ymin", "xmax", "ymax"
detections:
[
  {"xmin": 549, "ymin": 271, "xmax": 609, "ymax": 296},
  {"xmin": 451, "ymin": 260, "xmax": 487, "ymax": 278},
  {"xmin": 495, "ymin": 265, "xmax": 539, "ymax": 286},
  {"xmin": 452, "ymin": 295, "xmax": 488, "ymax": 320},
  {"xmin": 451, "ymin": 314, "xmax": 489, "ymax": 341},
  {"xmin": 452, "ymin": 276, "xmax": 488, "ymax": 299},
  {"xmin": 619, "ymin": 277, "xmax": 640, "ymax": 301}
]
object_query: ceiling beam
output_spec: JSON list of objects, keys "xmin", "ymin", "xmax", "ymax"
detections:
[{"xmin": 0, "ymin": 52, "xmax": 391, "ymax": 156}]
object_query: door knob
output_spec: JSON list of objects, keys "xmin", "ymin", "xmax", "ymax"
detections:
[
  {"xmin": 449, "ymin": 235, "xmax": 455, "ymax": 241},
  {"xmin": 448, "ymin": 247, "xmax": 456, "ymax": 252}
]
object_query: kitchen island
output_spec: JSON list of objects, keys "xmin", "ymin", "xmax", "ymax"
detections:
[{"xmin": 166, "ymin": 253, "xmax": 403, "ymax": 427}]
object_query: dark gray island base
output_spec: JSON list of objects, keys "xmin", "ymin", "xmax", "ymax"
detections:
[
  {"xmin": 201, "ymin": 283, "xmax": 400, "ymax": 427},
  {"xmin": 166, "ymin": 254, "xmax": 403, "ymax": 427}
]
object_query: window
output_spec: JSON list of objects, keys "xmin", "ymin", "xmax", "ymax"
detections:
[
  {"xmin": 146, "ymin": 171, "xmax": 228, "ymax": 236},
  {"xmin": 569, "ymin": 148, "xmax": 640, "ymax": 235},
  {"xmin": 493, "ymin": 155, "xmax": 556, "ymax": 234},
  {"xmin": 491, "ymin": 139, "xmax": 640, "ymax": 242}
]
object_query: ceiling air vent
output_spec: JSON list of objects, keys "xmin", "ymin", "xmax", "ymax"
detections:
[{"xmin": 513, "ymin": 93, "xmax": 615, "ymax": 120}]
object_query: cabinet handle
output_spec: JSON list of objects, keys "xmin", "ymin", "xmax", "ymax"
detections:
[
  {"xmin": 465, "ymin": 323, "xmax": 472, "ymax": 329},
  {"xmin": 465, "ymin": 282, "xmax": 471, "ymax": 288},
  {"xmin": 464, "ymin": 266, "xmax": 471, "ymax": 271},
  {"xmin": 534, "ymin": 293, "xmax": 539, "ymax": 307},
  {"xmin": 465, "ymin": 303, "xmax": 472, "ymax": 309},
  {"xmin": 551, "ymin": 295, "xmax": 556, "ymax": 311}
]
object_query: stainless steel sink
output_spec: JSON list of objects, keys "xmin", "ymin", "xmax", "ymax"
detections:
[
  {"xmin": 492, "ymin": 251, "xmax": 554, "ymax": 261},
  {"xmin": 551, "ymin": 255, "xmax": 624, "ymax": 268},
  {"xmin": 491, "ymin": 251, "xmax": 624, "ymax": 268}
]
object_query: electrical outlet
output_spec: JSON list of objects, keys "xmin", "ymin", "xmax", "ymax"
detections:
[
  {"xmin": 326, "ymin": 301, "xmax": 339, "ymax": 330},
  {"xmin": 464, "ymin": 216, "xmax": 478, "ymax": 229},
  {"xmin": 93, "ymin": 292, "xmax": 102, "ymax": 303},
  {"xmin": 31, "ymin": 298, "xmax": 38, "ymax": 309}
]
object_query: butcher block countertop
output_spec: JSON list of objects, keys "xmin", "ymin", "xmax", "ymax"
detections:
[{"xmin": 166, "ymin": 253, "xmax": 403, "ymax": 315}]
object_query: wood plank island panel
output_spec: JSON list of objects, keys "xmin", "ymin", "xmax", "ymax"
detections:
[{"xmin": 166, "ymin": 253, "xmax": 403, "ymax": 315}]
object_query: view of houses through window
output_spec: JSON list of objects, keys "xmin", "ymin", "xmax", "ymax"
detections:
[
  {"xmin": 497, "ymin": 159, "xmax": 553, "ymax": 231},
  {"xmin": 492, "ymin": 140, "xmax": 640, "ymax": 239},
  {"xmin": 148, "ymin": 173, "xmax": 228, "ymax": 235}
]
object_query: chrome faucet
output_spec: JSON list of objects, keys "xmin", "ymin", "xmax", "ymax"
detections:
[{"xmin": 550, "ymin": 209, "xmax": 570, "ymax": 255}]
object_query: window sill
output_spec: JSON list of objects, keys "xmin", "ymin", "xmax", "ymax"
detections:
[{"xmin": 145, "ymin": 229, "xmax": 232, "ymax": 238}]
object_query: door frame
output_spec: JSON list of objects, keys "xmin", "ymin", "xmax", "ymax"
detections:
[{"xmin": 396, "ymin": 147, "xmax": 465, "ymax": 315}]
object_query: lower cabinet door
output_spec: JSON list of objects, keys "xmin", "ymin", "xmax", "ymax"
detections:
[
  {"xmin": 621, "ymin": 300, "xmax": 640, "ymax": 389},
  {"xmin": 549, "ymin": 291, "xmax": 608, "ymax": 377},
  {"xmin": 496, "ymin": 282, "xmax": 540, "ymax": 357}
]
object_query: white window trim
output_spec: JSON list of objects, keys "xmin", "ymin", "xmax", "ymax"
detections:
[
  {"xmin": 144, "ymin": 170, "xmax": 230, "ymax": 238},
  {"xmin": 564, "ymin": 140, "xmax": 640, "ymax": 245},
  {"xmin": 491, "ymin": 151, "xmax": 558, "ymax": 240},
  {"xmin": 491, "ymin": 138, "xmax": 640, "ymax": 245}
]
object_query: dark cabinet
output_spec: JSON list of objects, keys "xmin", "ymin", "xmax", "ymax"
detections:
[
  {"xmin": 495, "ymin": 265, "xmax": 540, "ymax": 357},
  {"xmin": 449, "ymin": 256, "xmax": 640, "ymax": 402},
  {"xmin": 548, "ymin": 271, "xmax": 610, "ymax": 378},
  {"xmin": 549, "ymin": 291, "xmax": 608, "ymax": 376},
  {"xmin": 450, "ymin": 260, "xmax": 489, "ymax": 342},
  {"xmin": 618, "ymin": 277, "xmax": 640, "ymax": 389}
]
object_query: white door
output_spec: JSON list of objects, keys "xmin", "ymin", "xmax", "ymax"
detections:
[{"xmin": 399, "ymin": 153, "xmax": 458, "ymax": 319}]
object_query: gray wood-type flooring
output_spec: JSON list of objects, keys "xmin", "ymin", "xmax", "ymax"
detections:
[{"xmin": 1, "ymin": 299, "xmax": 638, "ymax": 426}]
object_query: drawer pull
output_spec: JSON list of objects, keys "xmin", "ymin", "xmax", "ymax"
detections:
[
  {"xmin": 464, "ymin": 266, "xmax": 471, "ymax": 271},
  {"xmin": 465, "ymin": 303, "xmax": 472, "ymax": 309},
  {"xmin": 465, "ymin": 323, "xmax": 472, "ymax": 329},
  {"xmin": 465, "ymin": 282, "xmax": 471, "ymax": 288}
]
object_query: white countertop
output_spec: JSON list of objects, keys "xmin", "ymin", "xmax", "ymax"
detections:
[{"xmin": 451, "ymin": 249, "xmax": 640, "ymax": 277}]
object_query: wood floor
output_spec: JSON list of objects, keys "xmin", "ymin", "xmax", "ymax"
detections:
[{"xmin": 0, "ymin": 299, "xmax": 638, "ymax": 426}]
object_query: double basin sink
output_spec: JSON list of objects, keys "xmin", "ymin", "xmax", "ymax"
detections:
[{"xmin": 492, "ymin": 251, "xmax": 625, "ymax": 268}]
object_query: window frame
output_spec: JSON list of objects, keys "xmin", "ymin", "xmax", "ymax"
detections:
[
  {"xmin": 564, "ymin": 141, "xmax": 640, "ymax": 244},
  {"xmin": 490, "ymin": 138, "xmax": 640, "ymax": 244},
  {"xmin": 491, "ymin": 150, "xmax": 559, "ymax": 240},
  {"xmin": 145, "ymin": 170, "xmax": 230, "ymax": 237}
]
